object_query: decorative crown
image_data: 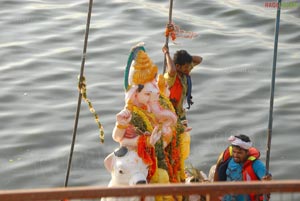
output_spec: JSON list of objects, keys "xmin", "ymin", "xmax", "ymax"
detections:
[{"xmin": 132, "ymin": 50, "xmax": 158, "ymax": 85}]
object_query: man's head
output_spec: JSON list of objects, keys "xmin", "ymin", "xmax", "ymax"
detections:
[
  {"xmin": 228, "ymin": 134, "xmax": 252, "ymax": 163},
  {"xmin": 173, "ymin": 50, "xmax": 192, "ymax": 75}
]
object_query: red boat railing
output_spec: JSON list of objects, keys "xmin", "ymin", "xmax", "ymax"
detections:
[{"xmin": 1, "ymin": 180, "xmax": 300, "ymax": 201}]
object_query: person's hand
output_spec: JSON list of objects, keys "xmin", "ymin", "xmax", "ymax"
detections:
[
  {"xmin": 166, "ymin": 23, "xmax": 175, "ymax": 31},
  {"xmin": 116, "ymin": 109, "xmax": 132, "ymax": 126},
  {"xmin": 262, "ymin": 174, "xmax": 272, "ymax": 181},
  {"xmin": 162, "ymin": 45, "xmax": 169, "ymax": 55}
]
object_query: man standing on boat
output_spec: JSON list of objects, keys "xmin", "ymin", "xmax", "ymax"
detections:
[
  {"xmin": 214, "ymin": 134, "xmax": 272, "ymax": 201},
  {"xmin": 162, "ymin": 43, "xmax": 202, "ymax": 130}
]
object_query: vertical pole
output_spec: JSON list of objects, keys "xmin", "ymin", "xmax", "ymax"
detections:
[
  {"xmin": 266, "ymin": 0, "xmax": 281, "ymax": 173},
  {"xmin": 64, "ymin": 0, "xmax": 93, "ymax": 187},
  {"xmin": 163, "ymin": 0, "xmax": 174, "ymax": 74}
]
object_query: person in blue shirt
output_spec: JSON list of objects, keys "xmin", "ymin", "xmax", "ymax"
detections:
[{"xmin": 214, "ymin": 134, "xmax": 272, "ymax": 201}]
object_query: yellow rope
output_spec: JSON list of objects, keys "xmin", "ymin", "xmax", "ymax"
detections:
[{"xmin": 78, "ymin": 76, "xmax": 104, "ymax": 143}]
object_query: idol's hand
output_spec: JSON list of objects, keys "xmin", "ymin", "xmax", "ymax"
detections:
[
  {"xmin": 116, "ymin": 109, "xmax": 132, "ymax": 126},
  {"xmin": 149, "ymin": 126, "xmax": 162, "ymax": 146}
]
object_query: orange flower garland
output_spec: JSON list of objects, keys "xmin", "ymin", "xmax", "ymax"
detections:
[
  {"xmin": 137, "ymin": 135, "xmax": 157, "ymax": 181},
  {"xmin": 165, "ymin": 24, "xmax": 177, "ymax": 41},
  {"xmin": 162, "ymin": 130, "xmax": 181, "ymax": 183}
]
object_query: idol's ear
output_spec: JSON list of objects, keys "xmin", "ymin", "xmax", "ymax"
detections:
[
  {"xmin": 103, "ymin": 152, "xmax": 114, "ymax": 172},
  {"xmin": 125, "ymin": 85, "xmax": 138, "ymax": 109}
]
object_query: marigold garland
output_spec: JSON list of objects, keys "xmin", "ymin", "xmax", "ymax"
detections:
[
  {"xmin": 131, "ymin": 106, "xmax": 159, "ymax": 181},
  {"xmin": 171, "ymin": 130, "xmax": 181, "ymax": 179},
  {"xmin": 128, "ymin": 96, "xmax": 185, "ymax": 184},
  {"xmin": 159, "ymin": 94, "xmax": 176, "ymax": 113},
  {"xmin": 165, "ymin": 23, "xmax": 199, "ymax": 41},
  {"xmin": 155, "ymin": 139, "xmax": 167, "ymax": 170},
  {"xmin": 165, "ymin": 25, "xmax": 176, "ymax": 41},
  {"xmin": 132, "ymin": 106, "xmax": 154, "ymax": 132},
  {"xmin": 137, "ymin": 135, "xmax": 157, "ymax": 180},
  {"xmin": 165, "ymin": 130, "xmax": 181, "ymax": 183},
  {"xmin": 163, "ymin": 149, "xmax": 174, "ymax": 182}
]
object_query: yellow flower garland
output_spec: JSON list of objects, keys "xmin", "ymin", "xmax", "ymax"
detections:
[
  {"xmin": 132, "ymin": 106, "xmax": 154, "ymax": 133},
  {"xmin": 159, "ymin": 94, "xmax": 176, "ymax": 113}
]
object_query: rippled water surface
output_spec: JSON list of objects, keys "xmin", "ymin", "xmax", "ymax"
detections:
[{"xmin": 1, "ymin": 0, "xmax": 300, "ymax": 197}]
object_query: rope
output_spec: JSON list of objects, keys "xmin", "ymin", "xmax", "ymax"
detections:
[
  {"xmin": 64, "ymin": 0, "xmax": 94, "ymax": 188},
  {"xmin": 266, "ymin": 0, "xmax": 281, "ymax": 173},
  {"xmin": 163, "ymin": 0, "xmax": 174, "ymax": 74}
]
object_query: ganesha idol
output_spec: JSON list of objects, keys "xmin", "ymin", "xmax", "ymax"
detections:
[{"xmin": 103, "ymin": 44, "xmax": 191, "ymax": 201}]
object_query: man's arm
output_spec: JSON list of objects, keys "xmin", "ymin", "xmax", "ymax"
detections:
[
  {"xmin": 253, "ymin": 160, "xmax": 272, "ymax": 180},
  {"xmin": 188, "ymin": 55, "xmax": 203, "ymax": 74},
  {"xmin": 162, "ymin": 45, "xmax": 176, "ymax": 77},
  {"xmin": 192, "ymin": 55, "xmax": 203, "ymax": 66}
]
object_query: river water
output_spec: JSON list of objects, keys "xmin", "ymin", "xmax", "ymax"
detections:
[{"xmin": 0, "ymin": 0, "xmax": 299, "ymax": 198}]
